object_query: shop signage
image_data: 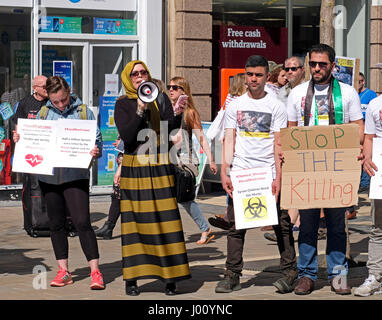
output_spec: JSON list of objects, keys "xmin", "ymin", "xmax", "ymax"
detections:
[
  {"xmin": 99, "ymin": 96, "xmax": 118, "ymax": 141},
  {"xmin": 40, "ymin": 0, "xmax": 136, "ymax": 11},
  {"xmin": 39, "ymin": 16, "xmax": 82, "ymax": 33},
  {"xmin": 53, "ymin": 61, "xmax": 73, "ymax": 89},
  {"xmin": 97, "ymin": 140, "xmax": 120, "ymax": 185},
  {"xmin": 218, "ymin": 25, "xmax": 288, "ymax": 68},
  {"xmin": 280, "ymin": 124, "xmax": 361, "ymax": 210},
  {"xmin": 93, "ymin": 18, "xmax": 137, "ymax": 35}
]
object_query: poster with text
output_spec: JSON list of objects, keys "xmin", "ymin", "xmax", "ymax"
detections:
[
  {"xmin": 97, "ymin": 141, "xmax": 120, "ymax": 185},
  {"xmin": 231, "ymin": 167, "xmax": 278, "ymax": 230},
  {"xmin": 369, "ymin": 138, "xmax": 382, "ymax": 199},
  {"xmin": 333, "ymin": 56, "xmax": 356, "ymax": 87},
  {"xmin": 54, "ymin": 119, "xmax": 97, "ymax": 168},
  {"xmin": 12, "ymin": 119, "xmax": 56, "ymax": 175},
  {"xmin": 99, "ymin": 96, "xmax": 118, "ymax": 141}
]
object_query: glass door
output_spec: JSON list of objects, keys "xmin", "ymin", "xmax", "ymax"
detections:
[
  {"xmin": 89, "ymin": 43, "xmax": 136, "ymax": 191},
  {"xmin": 39, "ymin": 41, "xmax": 89, "ymax": 105}
]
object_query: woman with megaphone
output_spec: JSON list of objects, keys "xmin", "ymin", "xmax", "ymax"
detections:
[
  {"xmin": 114, "ymin": 60, "xmax": 191, "ymax": 296},
  {"xmin": 168, "ymin": 76, "xmax": 218, "ymax": 245}
]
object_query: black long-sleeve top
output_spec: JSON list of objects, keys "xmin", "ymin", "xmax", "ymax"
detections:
[{"xmin": 114, "ymin": 92, "xmax": 181, "ymax": 154}]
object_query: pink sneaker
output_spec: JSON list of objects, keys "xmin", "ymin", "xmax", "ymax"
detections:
[
  {"xmin": 50, "ymin": 267, "xmax": 73, "ymax": 287},
  {"xmin": 90, "ymin": 269, "xmax": 105, "ymax": 290}
]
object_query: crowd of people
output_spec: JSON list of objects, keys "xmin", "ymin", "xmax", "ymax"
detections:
[{"xmin": 11, "ymin": 42, "xmax": 381, "ymax": 297}]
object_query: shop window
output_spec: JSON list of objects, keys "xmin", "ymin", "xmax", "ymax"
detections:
[{"xmin": 0, "ymin": 7, "xmax": 31, "ymax": 187}]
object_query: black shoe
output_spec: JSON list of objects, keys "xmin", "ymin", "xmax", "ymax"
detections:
[
  {"xmin": 273, "ymin": 269, "xmax": 298, "ymax": 294},
  {"xmin": 125, "ymin": 281, "xmax": 140, "ymax": 296},
  {"xmin": 95, "ymin": 221, "xmax": 115, "ymax": 239},
  {"xmin": 208, "ymin": 216, "xmax": 231, "ymax": 231},
  {"xmin": 165, "ymin": 283, "xmax": 177, "ymax": 296},
  {"xmin": 215, "ymin": 270, "xmax": 241, "ymax": 293},
  {"xmin": 264, "ymin": 232, "xmax": 277, "ymax": 242}
]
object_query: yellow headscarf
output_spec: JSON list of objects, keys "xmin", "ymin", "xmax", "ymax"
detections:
[{"xmin": 121, "ymin": 60, "xmax": 152, "ymax": 99}]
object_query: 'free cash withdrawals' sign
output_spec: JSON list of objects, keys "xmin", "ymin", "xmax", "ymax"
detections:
[{"xmin": 280, "ymin": 124, "xmax": 361, "ymax": 209}]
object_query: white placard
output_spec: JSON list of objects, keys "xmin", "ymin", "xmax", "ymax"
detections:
[
  {"xmin": 369, "ymin": 138, "xmax": 382, "ymax": 199},
  {"xmin": 230, "ymin": 166, "xmax": 278, "ymax": 230},
  {"xmin": 104, "ymin": 74, "xmax": 119, "ymax": 96},
  {"xmin": 54, "ymin": 119, "xmax": 97, "ymax": 168},
  {"xmin": 12, "ymin": 119, "xmax": 57, "ymax": 175}
]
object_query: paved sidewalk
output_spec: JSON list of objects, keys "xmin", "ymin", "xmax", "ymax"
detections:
[{"xmin": 0, "ymin": 190, "xmax": 380, "ymax": 302}]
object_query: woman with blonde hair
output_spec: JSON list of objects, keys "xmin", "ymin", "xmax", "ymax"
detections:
[{"xmin": 168, "ymin": 76, "xmax": 218, "ymax": 245}]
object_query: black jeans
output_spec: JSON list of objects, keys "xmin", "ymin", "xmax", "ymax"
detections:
[
  {"xmin": 225, "ymin": 197, "xmax": 296, "ymax": 275},
  {"xmin": 39, "ymin": 179, "xmax": 99, "ymax": 261}
]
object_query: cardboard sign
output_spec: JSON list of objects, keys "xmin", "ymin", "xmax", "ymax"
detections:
[{"xmin": 280, "ymin": 124, "xmax": 361, "ymax": 209}]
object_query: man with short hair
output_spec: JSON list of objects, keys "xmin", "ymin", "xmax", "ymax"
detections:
[
  {"xmin": 278, "ymin": 56, "xmax": 306, "ymax": 104},
  {"xmin": 215, "ymin": 55, "xmax": 297, "ymax": 294},
  {"xmin": 286, "ymin": 44, "xmax": 364, "ymax": 295},
  {"xmin": 12, "ymin": 75, "xmax": 48, "ymax": 129}
]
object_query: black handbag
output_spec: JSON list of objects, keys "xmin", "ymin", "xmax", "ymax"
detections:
[{"xmin": 174, "ymin": 163, "xmax": 197, "ymax": 203}]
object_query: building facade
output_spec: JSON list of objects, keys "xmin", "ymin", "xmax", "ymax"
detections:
[{"xmin": 0, "ymin": 0, "xmax": 378, "ymax": 199}]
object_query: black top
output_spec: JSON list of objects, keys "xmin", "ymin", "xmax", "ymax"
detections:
[
  {"xmin": 114, "ymin": 91, "xmax": 181, "ymax": 154},
  {"xmin": 12, "ymin": 94, "xmax": 48, "ymax": 126}
]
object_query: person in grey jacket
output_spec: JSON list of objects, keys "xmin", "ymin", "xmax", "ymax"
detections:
[{"xmin": 13, "ymin": 76, "xmax": 104, "ymax": 290}]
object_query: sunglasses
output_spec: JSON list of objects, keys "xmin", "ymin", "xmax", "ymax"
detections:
[
  {"xmin": 167, "ymin": 85, "xmax": 184, "ymax": 91},
  {"xmin": 284, "ymin": 66, "xmax": 302, "ymax": 72},
  {"xmin": 130, "ymin": 70, "xmax": 148, "ymax": 78},
  {"xmin": 308, "ymin": 61, "xmax": 329, "ymax": 69}
]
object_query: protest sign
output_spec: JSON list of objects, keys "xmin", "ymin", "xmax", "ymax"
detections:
[
  {"xmin": 369, "ymin": 138, "xmax": 382, "ymax": 199},
  {"xmin": 231, "ymin": 166, "xmax": 278, "ymax": 230},
  {"xmin": 280, "ymin": 124, "xmax": 361, "ymax": 209},
  {"xmin": 54, "ymin": 119, "xmax": 97, "ymax": 168},
  {"xmin": 12, "ymin": 119, "xmax": 57, "ymax": 175}
]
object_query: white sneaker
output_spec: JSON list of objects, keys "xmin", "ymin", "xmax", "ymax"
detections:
[{"xmin": 354, "ymin": 275, "xmax": 382, "ymax": 297}]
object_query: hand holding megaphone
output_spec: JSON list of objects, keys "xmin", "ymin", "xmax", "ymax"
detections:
[{"xmin": 137, "ymin": 81, "xmax": 159, "ymax": 103}]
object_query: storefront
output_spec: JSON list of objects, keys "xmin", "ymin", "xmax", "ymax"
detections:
[{"xmin": 0, "ymin": 0, "xmax": 164, "ymax": 199}]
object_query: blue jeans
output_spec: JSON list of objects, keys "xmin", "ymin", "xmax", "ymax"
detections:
[
  {"xmin": 179, "ymin": 200, "xmax": 209, "ymax": 232},
  {"xmin": 297, "ymin": 207, "xmax": 348, "ymax": 281},
  {"xmin": 360, "ymin": 169, "xmax": 371, "ymax": 188}
]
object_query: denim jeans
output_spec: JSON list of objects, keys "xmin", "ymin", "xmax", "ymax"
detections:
[
  {"xmin": 179, "ymin": 200, "xmax": 209, "ymax": 232},
  {"xmin": 298, "ymin": 207, "xmax": 348, "ymax": 281},
  {"xmin": 360, "ymin": 169, "xmax": 371, "ymax": 188}
]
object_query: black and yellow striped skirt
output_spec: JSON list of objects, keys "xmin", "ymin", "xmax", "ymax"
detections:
[{"xmin": 120, "ymin": 152, "xmax": 191, "ymax": 283}]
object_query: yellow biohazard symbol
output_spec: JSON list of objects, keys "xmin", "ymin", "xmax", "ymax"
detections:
[{"xmin": 243, "ymin": 196, "xmax": 268, "ymax": 221}]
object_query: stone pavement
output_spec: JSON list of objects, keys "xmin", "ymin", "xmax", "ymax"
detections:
[{"xmin": 0, "ymin": 190, "xmax": 380, "ymax": 303}]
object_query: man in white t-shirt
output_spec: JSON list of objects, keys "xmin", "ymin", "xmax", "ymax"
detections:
[
  {"xmin": 215, "ymin": 55, "xmax": 297, "ymax": 294},
  {"xmin": 354, "ymin": 95, "xmax": 382, "ymax": 296},
  {"xmin": 286, "ymin": 43, "xmax": 364, "ymax": 296}
]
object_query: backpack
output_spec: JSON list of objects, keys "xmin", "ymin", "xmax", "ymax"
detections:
[{"xmin": 39, "ymin": 104, "xmax": 87, "ymax": 120}]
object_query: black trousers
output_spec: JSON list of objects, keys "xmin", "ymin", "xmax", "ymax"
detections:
[
  {"xmin": 39, "ymin": 179, "xmax": 99, "ymax": 262},
  {"xmin": 225, "ymin": 197, "xmax": 296, "ymax": 275}
]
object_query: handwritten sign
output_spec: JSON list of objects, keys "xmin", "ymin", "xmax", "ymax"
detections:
[
  {"xmin": 231, "ymin": 166, "xmax": 278, "ymax": 230},
  {"xmin": 280, "ymin": 124, "xmax": 361, "ymax": 209},
  {"xmin": 369, "ymin": 138, "xmax": 382, "ymax": 199}
]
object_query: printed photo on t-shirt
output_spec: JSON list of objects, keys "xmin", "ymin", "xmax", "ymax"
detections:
[
  {"xmin": 315, "ymin": 95, "xmax": 329, "ymax": 115},
  {"xmin": 237, "ymin": 110, "xmax": 272, "ymax": 138}
]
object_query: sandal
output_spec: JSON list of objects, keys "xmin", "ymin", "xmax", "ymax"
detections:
[{"xmin": 196, "ymin": 228, "xmax": 215, "ymax": 245}]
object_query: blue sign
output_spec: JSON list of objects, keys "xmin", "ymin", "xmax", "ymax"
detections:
[
  {"xmin": 69, "ymin": 0, "xmax": 81, "ymax": 3},
  {"xmin": 39, "ymin": 16, "xmax": 82, "ymax": 33},
  {"xmin": 98, "ymin": 141, "xmax": 120, "ymax": 186},
  {"xmin": 53, "ymin": 61, "xmax": 73, "ymax": 89},
  {"xmin": 93, "ymin": 18, "xmax": 137, "ymax": 35},
  {"xmin": 0, "ymin": 102, "xmax": 14, "ymax": 121},
  {"xmin": 99, "ymin": 96, "xmax": 118, "ymax": 141}
]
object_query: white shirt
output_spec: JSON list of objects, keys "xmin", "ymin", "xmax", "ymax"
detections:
[
  {"xmin": 224, "ymin": 92, "xmax": 287, "ymax": 177},
  {"xmin": 365, "ymin": 95, "xmax": 382, "ymax": 138},
  {"xmin": 287, "ymin": 80, "xmax": 362, "ymax": 126}
]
